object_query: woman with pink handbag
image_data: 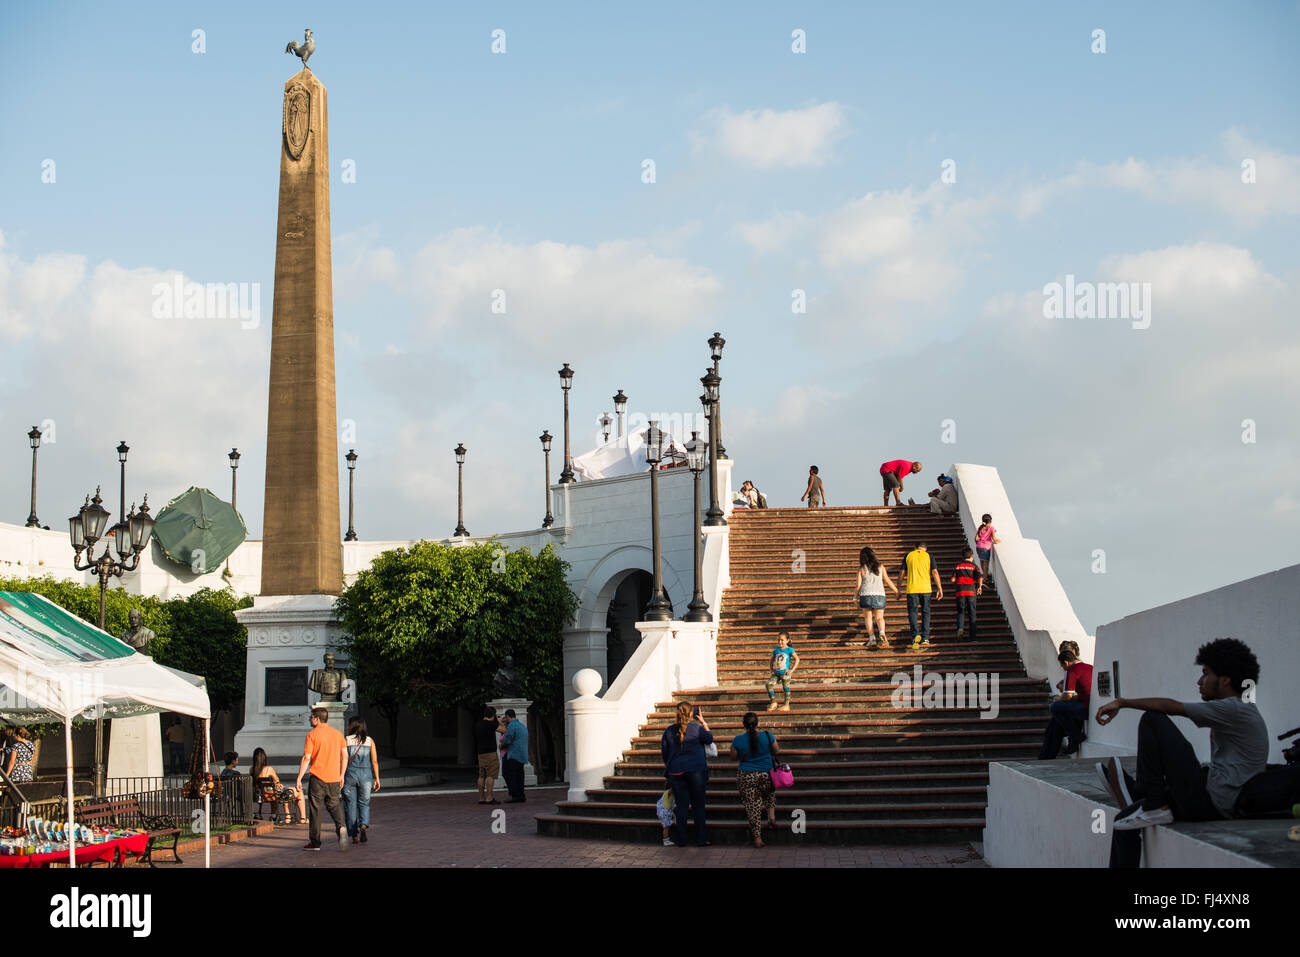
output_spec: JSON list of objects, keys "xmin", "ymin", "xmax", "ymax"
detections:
[{"xmin": 729, "ymin": 711, "xmax": 788, "ymax": 848}]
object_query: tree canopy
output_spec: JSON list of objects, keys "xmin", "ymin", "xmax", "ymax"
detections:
[{"xmin": 334, "ymin": 540, "xmax": 578, "ymax": 717}]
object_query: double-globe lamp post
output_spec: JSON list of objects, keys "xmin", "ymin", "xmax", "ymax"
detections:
[
  {"xmin": 540, "ymin": 431, "xmax": 554, "ymax": 528},
  {"xmin": 68, "ymin": 486, "xmax": 157, "ymax": 796},
  {"xmin": 26, "ymin": 426, "xmax": 42, "ymax": 528},
  {"xmin": 641, "ymin": 422, "xmax": 674, "ymax": 621},
  {"xmin": 708, "ymin": 332, "xmax": 726, "ymax": 459},
  {"xmin": 701, "ymin": 370, "xmax": 726, "ymax": 527},
  {"xmin": 453, "ymin": 443, "xmax": 469, "ymax": 538},
  {"xmin": 684, "ymin": 430, "xmax": 712, "ymax": 622}
]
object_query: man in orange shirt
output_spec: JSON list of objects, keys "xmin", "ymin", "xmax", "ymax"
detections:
[{"xmin": 296, "ymin": 707, "xmax": 349, "ymax": 851}]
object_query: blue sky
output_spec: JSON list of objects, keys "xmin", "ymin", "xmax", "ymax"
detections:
[{"xmin": 2, "ymin": 1, "xmax": 1298, "ymax": 632}]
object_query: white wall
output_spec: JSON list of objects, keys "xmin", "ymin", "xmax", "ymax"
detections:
[
  {"xmin": 950, "ymin": 463, "xmax": 1093, "ymax": 680},
  {"xmin": 1084, "ymin": 563, "xmax": 1300, "ymax": 764}
]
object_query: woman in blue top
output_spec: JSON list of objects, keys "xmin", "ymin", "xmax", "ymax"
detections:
[
  {"xmin": 660, "ymin": 701, "xmax": 713, "ymax": 847},
  {"xmin": 729, "ymin": 711, "xmax": 780, "ymax": 848}
]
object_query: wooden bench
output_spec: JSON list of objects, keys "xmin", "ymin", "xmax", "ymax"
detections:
[{"xmin": 76, "ymin": 797, "xmax": 183, "ymax": 867}]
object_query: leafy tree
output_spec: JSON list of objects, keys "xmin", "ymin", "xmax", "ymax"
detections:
[{"xmin": 335, "ymin": 541, "xmax": 578, "ymax": 772}]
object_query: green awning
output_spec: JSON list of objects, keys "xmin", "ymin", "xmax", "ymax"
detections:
[{"xmin": 153, "ymin": 486, "xmax": 248, "ymax": 571}]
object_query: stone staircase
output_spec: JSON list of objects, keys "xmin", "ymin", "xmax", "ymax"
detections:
[{"xmin": 536, "ymin": 504, "xmax": 1049, "ymax": 844}]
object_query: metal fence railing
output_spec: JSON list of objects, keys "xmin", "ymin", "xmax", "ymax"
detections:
[{"xmin": 4, "ymin": 777, "xmax": 258, "ymax": 831}]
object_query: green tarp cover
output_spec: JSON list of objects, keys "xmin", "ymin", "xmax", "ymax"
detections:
[{"xmin": 153, "ymin": 486, "xmax": 247, "ymax": 571}]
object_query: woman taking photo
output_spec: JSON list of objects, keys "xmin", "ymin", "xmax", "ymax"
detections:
[
  {"xmin": 342, "ymin": 718, "xmax": 381, "ymax": 843},
  {"xmin": 250, "ymin": 747, "xmax": 306, "ymax": 824},
  {"xmin": 855, "ymin": 545, "xmax": 899, "ymax": 649},
  {"xmin": 660, "ymin": 701, "xmax": 713, "ymax": 847},
  {"xmin": 729, "ymin": 711, "xmax": 779, "ymax": 848}
]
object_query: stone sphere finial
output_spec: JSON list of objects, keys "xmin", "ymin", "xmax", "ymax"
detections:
[{"xmin": 572, "ymin": 668, "xmax": 602, "ymax": 697}]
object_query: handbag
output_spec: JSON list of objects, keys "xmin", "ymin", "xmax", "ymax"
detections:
[{"xmin": 767, "ymin": 733, "xmax": 793, "ymax": 788}]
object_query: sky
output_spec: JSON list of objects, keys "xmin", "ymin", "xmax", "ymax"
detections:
[{"xmin": 1, "ymin": 1, "xmax": 1297, "ymax": 633}]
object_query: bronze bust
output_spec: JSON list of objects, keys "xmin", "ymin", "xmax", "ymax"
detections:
[
  {"xmin": 309, "ymin": 652, "xmax": 347, "ymax": 703},
  {"xmin": 119, "ymin": 609, "xmax": 155, "ymax": 657}
]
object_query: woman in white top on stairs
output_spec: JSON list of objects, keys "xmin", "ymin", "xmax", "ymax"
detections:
[{"xmin": 855, "ymin": 546, "xmax": 899, "ymax": 649}]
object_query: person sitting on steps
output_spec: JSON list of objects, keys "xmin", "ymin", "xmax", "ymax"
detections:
[{"xmin": 1038, "ymin": 646, "xmax": 1092, "ymax": 758}]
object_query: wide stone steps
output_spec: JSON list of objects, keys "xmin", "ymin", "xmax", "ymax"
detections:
[{"xmin": 538, "ymin": 505, "xmax": 1044, "ymax": 845}]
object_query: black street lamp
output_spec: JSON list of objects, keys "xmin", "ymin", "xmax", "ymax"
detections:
[
  {"xmin": 540, "ymin": 431, "xmax": 554, "ymax": 528},
  {"xmin": 600, "ymin": 412, "xmax": 613, "ymax": 445},
  {"xmin": 344, "ymin": 449, "xmax": 358, "ymax": 541},
  {"xmin": 683, "ymin": 430, "xmax": 712, "ymax": 622},
  {"xmin": 453, "ymin": 443, "xmax": 469, "ymax": 538},
  {"xmin": 558, "ymin": 364, "xmax": 575, "ymax": 484},
  {"xmin": 68, "ymin": 487, "xmax": 156, "ymax": 797},
  {"xmin": 613, "ymin": 389, "xmax": 628, "ymax": 439},
  {"xmin": 701, "ymin": 370, "xmax": 726, "ymax": 526},
  {"xmin": 228, "ymin": 448, "xmax": 240, "ymax": 509},
  {"xmin": 116, "ymin": 441, "xmax": 130, "ymax": 523},
  {"xmin": 708, "ymin": 332, "xmax": 727, "ymax": 458},
  {"xmin": 25, "ymin": 426, "xmax": 42, "ymax": 528},
  {"xmin": 642, "ymin": 421, "xmax": 674, "ymax": 622}
]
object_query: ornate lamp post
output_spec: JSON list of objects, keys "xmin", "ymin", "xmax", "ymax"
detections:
[
  {"xmin": 558, "ymin": 364, "xmax": 575, "ymax": 483},
  {"xmin": 540, "ymin": 431, "xmax": 554, "ymax": 528},
  {"xmin": 116, "ymin": 441, "xmax": 130, "ymax": 523},
  {"xmin": 25, "ymin": 426, "xmax": 42, "ymax": 528},
  {"xmin": 701, "ymin": 370, "xmax": 726, "ymax": 526},
  {"xmin": 683, "ymin": 430, "xmax": 711, "ymax": 622},
  {"xmin": 600, "ymin": 412, "xmax": 613, "ymax": 445},
  {"xmin": 344, "ymin": 449, "xmax": 358, "ymax": 541},
  {"xmin": 228, "ymin": 448, "xmax": 240, "ymax": 509},
  {"xmin": 642, "ymin": 422, "xmax": 674, "ymax": 622},
  {"xmin": 708, "ymin": 332, "xmax": 726, "ymax": 458},
  {"xmin": 613, "ymin": 389, "xmax": 628, "ymax": 439},
  {"xmin": 68, "ymin": 487, "xmax": 157, "ymax": 796},
  {"xmin": 453, "ymin": 443, "xmax": 469, "ymax": 538}
]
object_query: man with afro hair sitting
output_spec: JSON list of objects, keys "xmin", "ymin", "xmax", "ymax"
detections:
[{"xmin": 1093, "ymin": 637, "xmax": 1268, "ymax": 868}]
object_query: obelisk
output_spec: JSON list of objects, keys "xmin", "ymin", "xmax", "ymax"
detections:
[
  {"xmin": 260, "ymin": 65, "xmax": 343, "ymax": 596},
  {"xmin": 236, "ymin": 58, "xmax": 347, "ymax": 755}
]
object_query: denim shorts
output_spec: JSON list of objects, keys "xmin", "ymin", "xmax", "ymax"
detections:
[
  {"xmin": 858, "ymin": 595, "xmax": 886, "ymax": 610},
  {"xmin": 976, "ymin": 547, "xmax": 991, "ymax": 562}
]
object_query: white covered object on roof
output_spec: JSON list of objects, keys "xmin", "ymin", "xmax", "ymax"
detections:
[{"xmin": 571, "ymin": 430, "xmax": 689, "ymax": 481}]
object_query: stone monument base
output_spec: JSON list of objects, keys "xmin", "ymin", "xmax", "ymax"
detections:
[{"xmin": 234, "ymin": 594, "xmax": 343, "ymax": 757}]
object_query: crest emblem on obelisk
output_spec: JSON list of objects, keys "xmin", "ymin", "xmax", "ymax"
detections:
[{"xmin": 284, "ymin": 84, "xmax": 310, "ymax": 160}]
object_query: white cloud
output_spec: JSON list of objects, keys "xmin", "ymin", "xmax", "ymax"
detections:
[
  {"xmin": 732, "ymin": 212, "xmax": 811, "ymax": 254},
  {"xmin": 704, "ymin": 103, "xmax": 846, "ymax": 168}
]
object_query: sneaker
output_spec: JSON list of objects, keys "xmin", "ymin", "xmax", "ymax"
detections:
[
  {"xmin": 1113, "ymin": 804, "xmax": 1173, "ymax": 830},
  {"xmin": 359, "ymin": 826, "xmax": 368, "ymax": 844},
  {"xmin": 920, "ymin": 638, "xmax": 931, "ymax": 647},
  {"xmin": 910, "ymin": 636, "xmax": 922, "ymax": 650},
  {"xmin": 780, "ymin": 704, "xmax": 791, "ymax": 712},
  {"xmin": 338, "ymin": 827, "xmax": 350, "ymax": 852},
  {"xmin": 767, "ymin": 701, "xmax": 779, "ymax": 712},
  {"xmin": 1095, "ymin": 758, "xmax": 1133, "ymax": 808},
  {"xmin": 866, "ymin": 638, "xmax": 878, "ymax": 649},
  {"xmin": 663, "ymin": 837, "xmax": 674, "ymax": 846},
  {"xmin": 1061, "ymin": 734, "xmax": 1087, "ymax": 756},
  {"xmin": 303, "ymin": 843, "xmax": 321, "ymax": 851}
]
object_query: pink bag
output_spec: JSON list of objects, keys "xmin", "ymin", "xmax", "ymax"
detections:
[{"xmin": 770, "ymin": 763, "xmax": 794, "ymax": 789}]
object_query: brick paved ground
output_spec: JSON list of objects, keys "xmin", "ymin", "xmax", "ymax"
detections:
[{"xmin": 179, "ymin": 787, "xmax": 987, "ymax": 868}]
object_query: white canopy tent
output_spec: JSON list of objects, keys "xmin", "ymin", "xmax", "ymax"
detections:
[
  {"xmin": 571, "ymin": 429, "xmax": 689, "ymax": 481},
  {"xmin": 0, "ymin": 591, "xmax": 213, "ymax": 867}
]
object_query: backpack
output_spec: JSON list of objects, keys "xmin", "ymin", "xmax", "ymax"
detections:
[{"xmin": 756, "ymin": 490, "xmax": 768, "ymax": 509}]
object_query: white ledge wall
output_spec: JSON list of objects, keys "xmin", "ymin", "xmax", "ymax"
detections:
[{"xmin": 949, "ymin": 464, "xmax": 1093, "ymax": 681}]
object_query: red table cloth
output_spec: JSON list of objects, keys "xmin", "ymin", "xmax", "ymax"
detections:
[{"xmin": 0, "ymin": 832, "xmax": 148, "ymax": 868}]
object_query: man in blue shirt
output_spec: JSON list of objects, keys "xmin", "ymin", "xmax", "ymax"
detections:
[{"xmin": 502, "ymin": 709, "xmax": 529, "ymax": 803}]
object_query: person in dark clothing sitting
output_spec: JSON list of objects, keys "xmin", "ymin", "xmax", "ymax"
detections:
[
  {"xmin": 1038, "ymin": 647, "xmax": 1093, "ymax": 758},
  {"xmin": 1095, "ymin": 637, "xmax": 1268, "ymax": 868},
  {"xmin": 660, "ymin": 701, "xmax": 713, "ymax": 847}
]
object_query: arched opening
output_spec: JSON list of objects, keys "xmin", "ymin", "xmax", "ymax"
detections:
[{"xmin": 605, "ymin": 570, "xmax": 654, "ymax": 684}]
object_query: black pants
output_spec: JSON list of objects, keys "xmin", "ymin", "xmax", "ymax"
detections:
[
  {"xmin": 504, "ymin": 758, "xmax": 526, "ymax": 800},
  {"xmin": 955, "ymin": 596, "xmax": 977, "ymax": 641},
  {"xmin": 307, "ymin": 774, "xmax": 346, "ymax": 847},
  {"xmin": 1109, "ymin": 712, "xmax": 1223, "ymax": 868},
  {"xmin": 669, "ymin": 770, "xmax": 709, "ymax": 846},
  {"xmin": 1038, "ymin": 699, "xmax": 1088, "ymax": 759}
]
